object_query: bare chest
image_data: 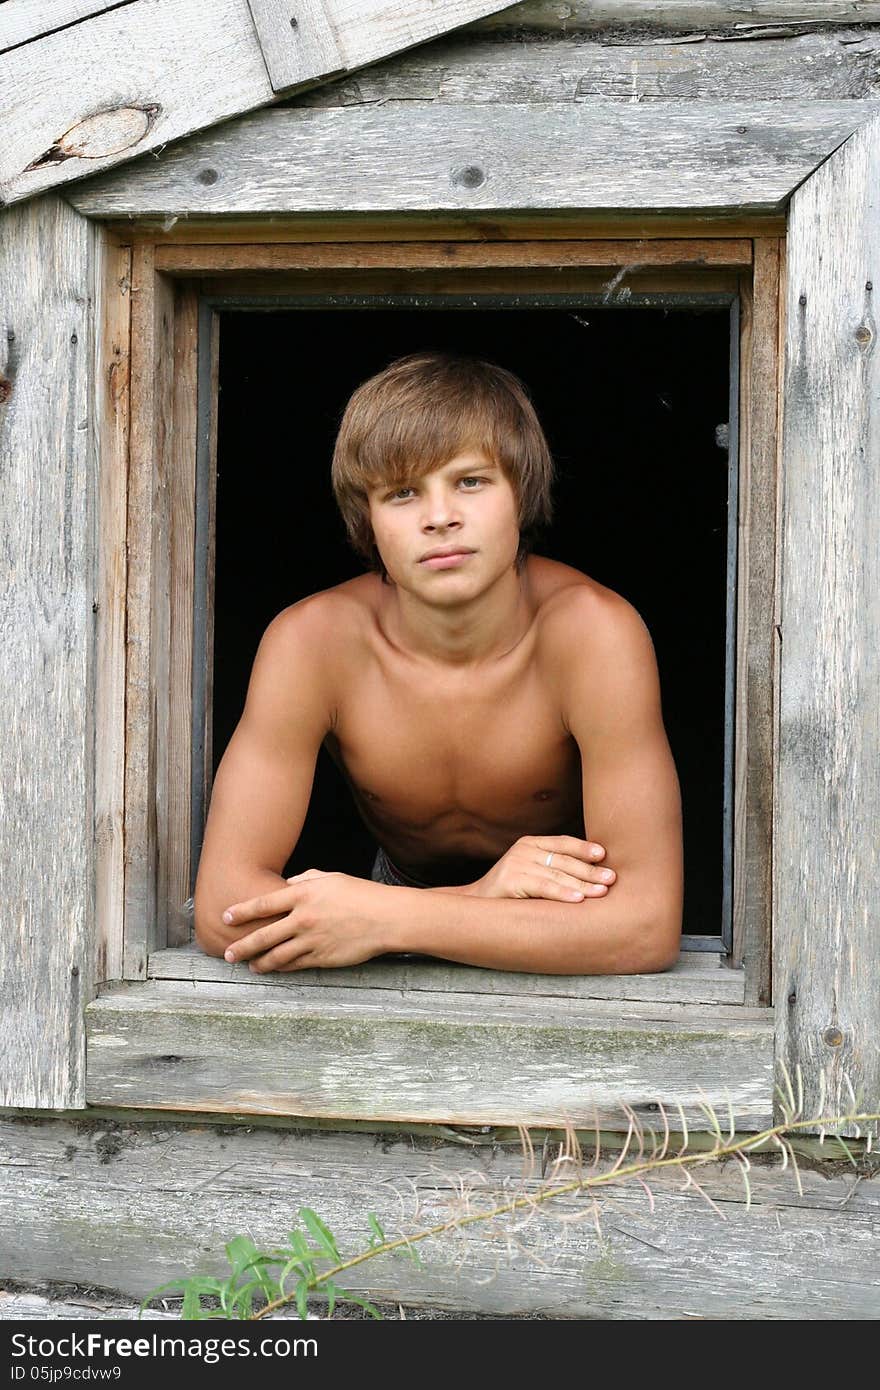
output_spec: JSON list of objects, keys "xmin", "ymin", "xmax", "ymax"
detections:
[{"xmin": 328, "ymin": 658, "xmax": 583, "ymax": 844}]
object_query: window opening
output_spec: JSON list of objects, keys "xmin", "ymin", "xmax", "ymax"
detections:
[{"xmin": 193, "ymin": 293, "xmax": 736, "ymax": 950}]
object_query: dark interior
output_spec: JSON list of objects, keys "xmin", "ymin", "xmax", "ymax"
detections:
[{"xmin": 209, "ymin": 302, "xmax": 732, "ymax": 938}]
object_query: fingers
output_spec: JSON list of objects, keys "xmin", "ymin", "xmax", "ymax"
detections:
[
  {"xmin": 222, "ymin": 873, "xmax": 325, "ymax": 925},
  {"xmin": 542, "ymin": 852, "xmax": 616, "ymax": 889},
  {"xmin": 531, "ymin": 835, "xmax": 607, "ymax": 863},
  {"xmin": 249, "ymin": 941, "xmax": 314, "ymax": 974},
  {"xmin": 533, "ymin": 876, "xmax": 607, "ymax": 902},
  {"xmin": 222, "ymin": 885, "xmax": 298, "ymax": 926},
  {"xmin": 223, "ymin": 917, "xmax": 297, "ymax": 963}
]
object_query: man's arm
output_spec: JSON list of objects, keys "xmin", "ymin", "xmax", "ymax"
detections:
[
  {"xmin": 193, "ymin": 601, "xmax": 333, "ymax": 958},
  {"xmin": 383, "ymin": 589, "xmax": 684, "ymax": 974}
]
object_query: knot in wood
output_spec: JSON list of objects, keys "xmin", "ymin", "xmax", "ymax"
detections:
[
  {"xmin": 196, "ymin": 168, "xmax": 220, "ymax": 186},
  {"xmin": 0, "ymin": 375, "xmax": 12, "ymax": 405},
  {"xmin": 24, "ymin": 104, "xmax": 161, "ymax": 170},
  {"xmin": 854, "ymin": 323, "xmax": 873, "ymax": 346},
  {"xmin": 822, "ymin": 1026, "xmax": 844, "ymax": 1048},
  {"xmin": 451, "ymin": 164, "xmax": 486, "ymax": 190}
]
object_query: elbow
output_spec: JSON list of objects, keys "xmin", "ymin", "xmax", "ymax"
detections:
[
  {"xmin": 635, "ymin": 916, "xmax": 683, "ymax": 974},
  {"xmin": 194, "ymin": 915, "xmax": 228, "ymax": 960},
  {"xmin": 193, "ymin": 888, "xmax": 231, "ymax": 960}
]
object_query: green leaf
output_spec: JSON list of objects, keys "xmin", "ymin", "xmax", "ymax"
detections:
[
  {"xmin": 237, "ymin": 1253, "xmax": 283, "ymax": 1302},
  {"xmin": 339, "ymin": 1292, "xmax": 383, "ymax": 1320},
  {"xmin": 834, "ymin": 1133, "xmax": 857, "ymax": 1166},
  {"xmin": 287, "ymin": 1230, "xmax": 313, "ymax": 1261},
  {"xmin": 295, "ymin": 1278, "xmax": 310, "ymax": 1321},
  {"xmin": 225, "ymin": 1235, "xmax": 261, "ymax": 1278},
  {"xmin": 324, "ymin": 1280, "xmax": 338, "ymax": 1318},
  {"xmin": 180, "ymin": 1276, "xmax": 224, "ymax": 1320},
  {"xmin": 299, "ymin": 1207, "xmax": 340, "ymax": 1261},
  {"xmin": 366, "ymin": 1212, "xmax": 386, "ymax": 1247},
  {"xmin": 394, "ymin": 1239, "xmax": 425, "ymax": 1269}
]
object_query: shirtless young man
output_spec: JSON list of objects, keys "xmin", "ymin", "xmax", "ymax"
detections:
[{"xmin": 193, "ymin": 351, "xmax": 684, "ymax": 976}]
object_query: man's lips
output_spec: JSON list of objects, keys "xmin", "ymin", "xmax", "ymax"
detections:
[{"xmin": 418, "ymin": 548, "xmax": 476, "ymax": 569}]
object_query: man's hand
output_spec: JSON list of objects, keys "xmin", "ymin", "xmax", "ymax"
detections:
[
  {"xmin": 467, "ymin": 836, "xmax": 616, "ymax": 902},
  {"xmin": 220, "ymin": 871, "xmax": 398, "ymax": 972}
]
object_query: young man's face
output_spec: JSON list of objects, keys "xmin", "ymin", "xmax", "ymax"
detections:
[{"xmin": 367, "ymin": 449, "xmax": 521, "ymax": 603}]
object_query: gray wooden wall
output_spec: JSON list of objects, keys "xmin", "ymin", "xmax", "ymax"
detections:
[
  {"xmin": 2, "ymin": 2, "xmax": 880, "ymax": 1314},
  {"xmin": 0, "ymin": 195, "xmax": 99, "ymax": 1109},
  {"xmin": 1, "ymin": 1112, "xmax": 877, "ymax": 1319}
]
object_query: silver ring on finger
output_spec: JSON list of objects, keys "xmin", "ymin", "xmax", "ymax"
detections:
[{"xmin": 545, "ymin": 851, "xmax": 554, "ymax": 868}]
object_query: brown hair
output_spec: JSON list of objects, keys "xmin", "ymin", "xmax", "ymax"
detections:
[{"xmin": 330, "ymin": 351, "xmax": 554, "ymax": 577}]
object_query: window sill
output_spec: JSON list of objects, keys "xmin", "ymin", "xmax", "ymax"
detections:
[
  {"xmin": 148, "ymin": 943, "xmax": 746, "ymax": 1005},
  {"xmin": 85, "ymin": 950, "xmax": 773, "ymax": 1129}
]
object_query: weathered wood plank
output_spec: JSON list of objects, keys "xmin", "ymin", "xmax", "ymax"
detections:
[
  {"xmin": 0, "ymin": 1, "xmax": 134, "ymax": 55},
  {"xmin": 154, "ymin": 238, "xmax": 753, "ymax": 273},
  {"xmin": 293, "ymin": 29, "xmax": 880, "ymax": 109},
  {"xmin": 150, "ymin": 943, "xmax": 748, "ymax": 1006},
  {"xmin": 0, "ymin": 0, "xmax": 513, "ymax": 206},
  {"xmin": 775, "ymin": 113, "xmax": 880, "ymax": 1138},
  {"xmin": 123, "ymin": 244, "xmax": 175, "ymax": 976},
  {"xmin": 85, "ymin": 980, "xmax": 774, "ymax": 1127},
  {"xmin": 66, "ymin": 101, "xmax": 867, "ymax": 219},
  {"xmin": 164, "ymin": 286, "xmax": 199, "ymax": 948},
  {"xmin": 0, "ymin": 1290, "xmax": 178, "ymax": 1320},
  {"xmin": 474, "ymin": 2, "xmax": 880, "ymax": 31},
  {"xmin": 0, "ymin": 195, "xmax": 98, "ymax": 1108},
  {"xmin": 1, "ymin": 1114, "xmax": 877, "ymax": 1318},
  {"xmin": 117, "ymin": 214, "xmax": 790, "ymax": 243},
  {"xmin": 247, "ymin": 0, "xmax": 346, "ymax": 92},
  {"xmin": 731, "ymin": 237, "xmax": 781, "ymax": 1006},
  {"xmin": 94, "ymin": 232, "xmax": 131, "ymax": 984}
]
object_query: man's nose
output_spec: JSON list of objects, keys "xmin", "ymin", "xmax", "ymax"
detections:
[{"xmin": 421, "ymin": 489, "xmax": 462, "ymax": 529}]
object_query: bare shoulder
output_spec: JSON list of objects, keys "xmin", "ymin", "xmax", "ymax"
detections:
[
  {"xmin": 252, "ymin": 575, "xmax": 379, "ymax": 708},
  {"xmin": 531, "ymin": 555, "xmax": 651, "ymax": 649},
  {"xmin": 530, "ymin": 557, "xmax": 659, "ymax": 727}
]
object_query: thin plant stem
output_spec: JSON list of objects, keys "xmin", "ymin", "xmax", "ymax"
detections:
[{"xmin": 250, "ymin": 1108, "xmax": 880, "ymax": 1321}]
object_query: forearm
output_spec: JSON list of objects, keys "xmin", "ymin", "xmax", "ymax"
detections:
[
  {"xmin": 384, "ymin": 887, "xmax": 678, "ymax": 975},
  {"xmin": 194, "ymin": 864, "xmax": 289, "ymax": 957}
]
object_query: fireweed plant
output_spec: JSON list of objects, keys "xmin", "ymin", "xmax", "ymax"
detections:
[{"xmin": 139, "ymin": 1065, "xmax": 878, "ymax": 1320}]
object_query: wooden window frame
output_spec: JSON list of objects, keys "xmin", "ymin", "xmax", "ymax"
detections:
[
  {"xmin": 78, "ymin": 100, "xmax": 879, "ymax": 1135},
  {"xmin": 88, "ymin": 227, "xmax": 779, "ymax": 1126},
  {"xmin": 115, "ymin": 234, "xmax": 778, "ymax": 997}
]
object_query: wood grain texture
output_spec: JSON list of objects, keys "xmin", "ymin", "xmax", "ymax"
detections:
[
  {"xmin": 84, "ymin": 980, "xmax": 774, "ymax": 1127},
  {"xmin": 293, "ymin": 29, "xmax": 880, "ymax": 109},
  {"xmin": 0, "ymin": 195, "xmax": 98, "ymax": 1108},
  {"xmin": 94, "ymin": 232, "xmax": 131, "ymax": 985},
  {"xmin": 118, "ymin": 214, "xmax": 790, "ymax": 243},
  {"xmin": 776, "ymin": 114, "xmax": 880, "ymax": 1137},
  {"xmin": 731, "ymin": 238, "xmax": 780, "ymax": 1006},
  {"xmin": 163, "ymin": 286, "xmax": 199, "ymax": 948},
  {"xmin": 123, "ymin": 246, "xmax": 175, "ymax": 977},
  {"xmin": 0, "ymin": 0, "xmax": 271, "ymax": 206},
  {"xmin": 0, "ymin": 0, "xmax": 512, "ymax": 206},
  {"xmin": 150, "ymin": 942, "xmax": 747, "ymax": 1005},
  {"xmin": 474, "ymin": 2, "xmax": 880, "ymax": 30},
  {"xmin": 246, "ymin": 0, "xmax": 346, "ymax": 92},
  {"xmin": 1, "ymin": 1114, "xmax": 877, "ymax": 1318},
  {"xmin": 65, "ymin": 101, "xmax": 867, "ymax": 219},
  {"xmin": 154, "ymin": 238, "xmax": 753, "ymax": 273},
  {"xmin": 0, "ymin": 1, "xmax": 134, "ymax": 54}
]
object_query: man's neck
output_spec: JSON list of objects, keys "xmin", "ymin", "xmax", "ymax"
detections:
[{"xmin": 378, "ymin": 562, "xmax": 534, "ymax": 668}]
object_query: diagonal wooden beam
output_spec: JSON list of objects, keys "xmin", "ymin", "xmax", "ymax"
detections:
[
  {"xmin": 0, "ymin": 0, "xmax": 514, "ymax": 207},
  {"xmin": 65, "ymin": 100, "xmax": 869, "ymax": 219}
]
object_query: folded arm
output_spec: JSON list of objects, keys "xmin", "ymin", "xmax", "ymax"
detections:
[{"xmin": 386, "ymin": 589, "xmax": 683, "ymax": 973}]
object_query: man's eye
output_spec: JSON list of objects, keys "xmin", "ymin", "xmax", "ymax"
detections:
[
  {"xmin": 459, "ymin": 477, "xmax": 484, "ymax": 488},
  {"xmin": 390, "ymin": 486, "xmax": 415, "ymax": 500}
]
